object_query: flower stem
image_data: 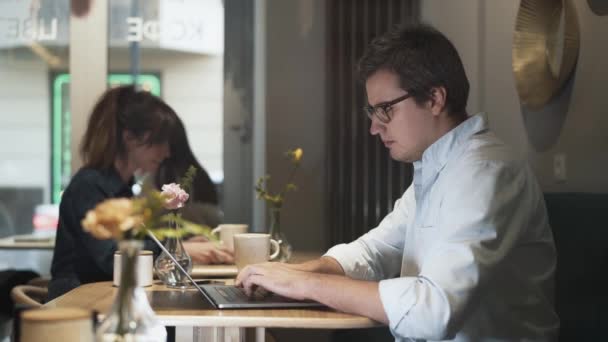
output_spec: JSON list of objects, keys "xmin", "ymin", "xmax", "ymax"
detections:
[{"xmin": 278, "ymin": 162, "xmax": 300, "ymax": 200}]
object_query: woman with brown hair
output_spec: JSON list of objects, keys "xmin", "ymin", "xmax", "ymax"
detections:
[
  {"xmin": 155, "ymin": 115, "xmax": 221, "ymax": 227},
  {"xmin": 49, "ymin": 86, "xmax": 233, "ymax": 300}
]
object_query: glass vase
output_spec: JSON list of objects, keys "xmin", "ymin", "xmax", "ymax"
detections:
[
  {"xmin": 269, "ymin": 206, "xmax": 293, "ymax": 262},
  {"xmin": 154, "ymin": 218, "xmax": 193, "ymax": 289},
  {"xmin": 96, "ymin": 240, "xmax": 166, "ymax": 342}
]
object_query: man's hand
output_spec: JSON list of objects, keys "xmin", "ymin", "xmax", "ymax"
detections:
[
  {"xmin": 235, "ymin": 262, "xmax": 311, "ymax": 300},
  {"xmin": 183, "ymin": 241, "xmax": 234, "ymax": 264},
  {"xmin": 235, "ymin": 260, "xmax": 389, "ymax": 324}
]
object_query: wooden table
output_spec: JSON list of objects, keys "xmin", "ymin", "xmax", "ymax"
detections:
[
  {"xmin": 0, "ymin": 234, "xmax": 55, "ymax": 250},
  {"xmin": 0, "ymin": 235, "xmax": 234, "ymax": 278},
  {"xmin": 0, "ymin": 234, "xmax": 55, "ymax": 276},
  {"xmin": 45, "ymin": 252, "xmax": 381, "ymax": 341}
]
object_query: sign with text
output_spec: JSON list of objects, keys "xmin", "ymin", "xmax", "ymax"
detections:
[
  {"xmin": 0, "ymin": 0, "xmax": 66, "ymax": 48},
  {"xmin": 158, "ymin": 0, "xmax": 223, "ymax": 54},
  {"xmin": 1, "ymin": 0, "xmax": 224, "ymax": 55}
]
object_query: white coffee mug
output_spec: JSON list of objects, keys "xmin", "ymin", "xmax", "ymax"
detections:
[
  {"xmin": 113, "ymin": 250, "xmax": 153, "ymax": 287},
  {"xmin": 233, "ymin": 233, "xmax": 280, "ymax": 271},
  {"xmin": 210, "ymin": 224, "xmax": 248, "ymax": 250}
]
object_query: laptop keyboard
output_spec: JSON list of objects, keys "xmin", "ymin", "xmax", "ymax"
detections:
[
  {"xmin": 207, "ymin": 285, "xmax": 323, "ymax": 308},
  {"xmin": 216, "ymin": 286, "xmax": 251, "ymax": 301}
]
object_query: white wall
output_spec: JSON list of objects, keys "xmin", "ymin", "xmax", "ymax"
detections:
[
  {"xmin": 422, "ymin": 0, "xmax": 608, "ymax": 192},
  {"xmin": 0, "ymin": 56, "xmax": 50, "ymax": 199}
]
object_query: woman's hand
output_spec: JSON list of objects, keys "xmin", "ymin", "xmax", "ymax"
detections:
[
  {"xmin": 186, "ymin": 235, "xmax": 210, "ymax": 242},
  {"xmin": 183, "ymin": 241, "xmax": 234, "ymax": 264}
]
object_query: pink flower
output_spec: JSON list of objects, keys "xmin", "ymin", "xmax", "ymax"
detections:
[{"xmin": 161, "ymin": 183, "xmax": 189, "ymax": 210}]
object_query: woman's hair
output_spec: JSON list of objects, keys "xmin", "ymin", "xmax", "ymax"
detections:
[
  {"xmin": 155, "ymin": 116, "xmax": 218, "ymax": 205},
  {"xmin": 80, "ymin": 85, "xmax": 178, "ymax": 169}
]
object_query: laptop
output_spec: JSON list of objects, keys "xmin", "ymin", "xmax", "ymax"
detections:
[
  {"xmin": 147, "ymin": 232, "xmax": 325, "ymax": 310},
  {"xmin": 197, "ymin": 283, "xmax": 324, "ymax": 309}
]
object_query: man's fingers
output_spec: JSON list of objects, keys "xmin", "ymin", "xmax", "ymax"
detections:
[
  {"xmin": 253, "ymin": 285, "xmax": 271, "ymax": 299},
  {"xmin": 240, "ymin": 270, "xmax": 257, "ymax": 295},
  {"xmin": 242, "ymin": 274, "xmax": 266, "ymax": 297},
  {"xmin": 235, "ymin": 265, "xmax": 256, "ymax": 286}
]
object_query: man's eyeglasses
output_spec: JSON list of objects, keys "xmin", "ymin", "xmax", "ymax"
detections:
[{"xmin": 364, "ymin": 93, "xmax": 411, "ymax": 123}]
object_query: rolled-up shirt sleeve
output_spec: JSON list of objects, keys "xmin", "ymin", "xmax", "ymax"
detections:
[
  {"xmin": 325, "ymin": 186, "xmax": 414, "ymax": 281},
  {"xmin": 376, "ymin": 160, "xmax": 534, "ymax": 340}
]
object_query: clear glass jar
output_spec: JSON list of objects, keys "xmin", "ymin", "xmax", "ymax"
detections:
[
  {"xmin": 269, "ymin": 206, "xmax": 293, "ymax": 262},
  {"xmin": 96, "ymin": 240, "xmax": 166, "ymax": 342},
  {"xmin": 153, "ymin": 219, "xmax": 193, "ymax": 288}
]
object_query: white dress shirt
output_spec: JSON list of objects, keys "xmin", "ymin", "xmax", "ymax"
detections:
[{"xmin": 325, "ymin": 114, "xmax": 559, "ymax": 341}]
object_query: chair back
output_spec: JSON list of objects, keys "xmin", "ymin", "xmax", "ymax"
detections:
[
  {"xmin": 544, "ymin": 192, "xmax": 608, "ymax": 341},
  {"xmin": 10, "ymin": 285, "xmax": 47, "ymax": 307},
  {"xmin": 26, "ymin": 277, "xmax": 50, "ymax": 288}
]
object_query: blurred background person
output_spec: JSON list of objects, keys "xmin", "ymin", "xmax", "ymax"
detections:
[
  {"xmin": 49, "ymin": 85, "xmax": 232, "ymax": 300},
  {"xmin": 155, "ymin": 116, "xmax": 222, "ymax": 229}
]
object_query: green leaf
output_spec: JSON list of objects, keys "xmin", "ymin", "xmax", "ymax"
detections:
[{"xmin": 178, "ymin": 165, "xmax": 198, "ymax": 194}]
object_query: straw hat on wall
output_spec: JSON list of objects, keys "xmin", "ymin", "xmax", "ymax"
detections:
[{"xmin": 512, "ymin": 0, "xmax": 580, "ymax": 110}]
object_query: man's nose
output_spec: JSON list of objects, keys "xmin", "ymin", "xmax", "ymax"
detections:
[{"xmin": 369, "ymin": 118, "xmax": 384, "ymax": 136}]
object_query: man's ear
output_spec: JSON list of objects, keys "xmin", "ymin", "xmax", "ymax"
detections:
[{"xmin": 428, "ymin": 87, "xmax": 447, "ymax": 117}]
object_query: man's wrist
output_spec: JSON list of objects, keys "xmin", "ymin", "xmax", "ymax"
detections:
[{"xmin": 299, "ymin": 271, "xmax": 323, "ymax": 302}]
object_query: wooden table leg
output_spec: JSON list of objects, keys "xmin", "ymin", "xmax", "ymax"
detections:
[
  {"xmin": 255, "ymin": 327, "xmax": 265, "ymax": 342},
  {"xmin": 193, "ymin": 327, "xmax": 219, "ymax": 341},
  {"xmin": 224, "ymin": 327, "xmax": 244, "ymax": 341},
  {"xmin": 193, "ymin": 327, "xmax": 245, "ymax": 342}
]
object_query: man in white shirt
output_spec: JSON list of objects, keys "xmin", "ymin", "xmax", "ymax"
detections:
[{"xmin": 236, "ymin": 23, "xmax": 559, "ymax": 341}]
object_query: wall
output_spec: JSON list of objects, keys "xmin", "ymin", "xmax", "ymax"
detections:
[
  {"xmin": 422, "ymin": 0, "xmax": 608, "ymax": 192},
  {"xmin": 421, "ymin": 0, "xmax": 482, "ymax": 115},
  {"xmin": 0, "ymin": 55, "xmax": 50, "ymax": 197},
  {"xmin": 264, "ymin": 0, "xmax": 327, "ymax": 251}
]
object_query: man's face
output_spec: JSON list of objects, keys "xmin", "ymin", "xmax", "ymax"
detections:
[{"xmin": 366, "ymin": 69, "xmax": 435, "ymax": 163}]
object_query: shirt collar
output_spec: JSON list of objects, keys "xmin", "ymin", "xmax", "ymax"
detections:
[{"xmin": 413, "ymin": 113, "xmax": 489, "ymax": 176}]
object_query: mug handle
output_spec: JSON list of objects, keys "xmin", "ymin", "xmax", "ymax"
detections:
[
  {"xmin": 211, "ymin": 226, "xmax": 221, "ymax": 236},
  {"xmin": 269, "ymin": 239, "xmax": 281, "ymax": 260}
]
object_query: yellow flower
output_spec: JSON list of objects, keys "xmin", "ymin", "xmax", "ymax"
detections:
[
  {"xmin": 292, "ymin": 148, "xmax": 303, "ymax": 163},
  {"xmin": 255, "ymin": 148, "xmax": 302, "ymax": 209},
  {"xmin": 81, "ymin": 198, "xmax": 143, "ymax": 240}
]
